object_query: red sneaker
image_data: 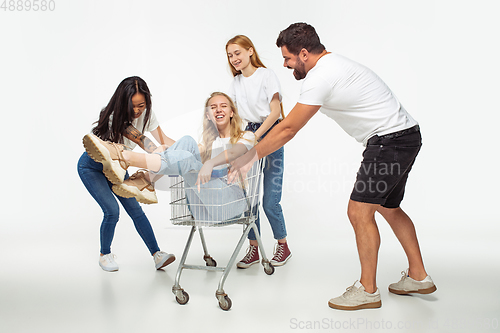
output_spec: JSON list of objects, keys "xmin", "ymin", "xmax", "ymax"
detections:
[
  {"xmin": 237, "ymin": 245, "xmax": 259, "ymax": 268},
  {"xmin": 271, "ymin": 242, "xmax": 292, "ymax": 266}
]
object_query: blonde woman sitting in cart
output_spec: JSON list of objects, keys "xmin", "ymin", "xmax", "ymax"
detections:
[{"xmin": 83, "ymin": 92, "xmax": 256, "ymax": 221}]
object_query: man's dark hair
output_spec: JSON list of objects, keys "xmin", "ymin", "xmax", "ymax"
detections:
[{"xmin": 276, "ymin": 22, "xmax": 325, "ymax": 55}]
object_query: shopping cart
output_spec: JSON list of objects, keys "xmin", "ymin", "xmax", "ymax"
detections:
[{"xmin": 169, "ymin": 158, "xmax": 274, "ymax": 310}]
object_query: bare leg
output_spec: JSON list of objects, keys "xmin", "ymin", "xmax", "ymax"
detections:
[
  {"xmin": 122, "ymin": 151, "xmax": 162, "ymax": 173},
  {"xmin": 347, "ymin": 199, "xmax": 380, "ymax": 293},
  {"xmin": 377, "ymin": 206, "xmax": 428, "ymax": 280}
]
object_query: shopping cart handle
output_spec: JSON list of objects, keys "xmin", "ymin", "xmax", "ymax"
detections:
[{"xmin": 167, "ymin": 168, "xmax": 228, "ymax": 179}]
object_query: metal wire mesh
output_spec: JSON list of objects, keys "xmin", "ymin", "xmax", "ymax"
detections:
[{"xmin": 169, "ymin": 158, "xmax": 264, "ymax": 227}]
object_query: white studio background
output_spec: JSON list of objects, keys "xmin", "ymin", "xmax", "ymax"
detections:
[
  {"xmin": 0, "ymin": 0, "xmax": 498, "ymax": 325},
  {"xmin": 1, "ymin": 0, "xmax": 498, "ymax": 263},
  {"xmin": 2, "ymin": 0, "xmax": 497, "ymax": 241}
]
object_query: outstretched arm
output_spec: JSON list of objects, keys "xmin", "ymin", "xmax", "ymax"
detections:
[
  {"xmin": 228, "ymin": 103, "xmax": 321, "ymax": 182},
  {"xmin": 150, "ymin": 125, "xmax": 176, "ymax": 150},
  {"xmin": 254, "ymin": 93, "xmax": 281, "ymax": 140},
  {"xmin": 196, "ymin": 143, "xmax": 249, "ymax": 188},
  {"xmin": 123, "ymin": 125, "xmax": 158, "ymax": 153}
]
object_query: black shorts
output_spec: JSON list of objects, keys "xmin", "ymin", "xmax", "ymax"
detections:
[{"xmin": 350, "ymin": 125, "xmax": 422, "ymax": 208}]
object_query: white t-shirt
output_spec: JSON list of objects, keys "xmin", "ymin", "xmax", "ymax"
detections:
[
  {"xmin": 229, "ymin": 67, "xmax": 282, "ymax": 123},
  {"xmin": 210, "ymin": 131, "xmax": 256, "ymax": 170},
  {"xmin": 109, "ymin": 110, "xmax": 159, "ymax": 150},
  {"xmin": 298, "ymin": 53, "xmax": 418, "ymax": 146}
]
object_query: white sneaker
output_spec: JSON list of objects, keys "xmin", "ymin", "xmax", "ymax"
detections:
[
  {"xmin": 328, "ymin": 281, "xmax": 382, "ymax": 310},
  {"xmin": 154, "ymin": 251, "xmax": 176, "ymax": 270},
  {"xmin": 388, "ymin": 269, "xmax": 437, "ymax": 295},
  {"xmin": 99, "ymin": 253, "xmax": 119, "ymax": 272}
]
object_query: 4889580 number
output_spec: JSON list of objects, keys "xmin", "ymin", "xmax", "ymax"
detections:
[{"xmin": 1, "ymin": 0, "xmax": 55, "ymax": 11}]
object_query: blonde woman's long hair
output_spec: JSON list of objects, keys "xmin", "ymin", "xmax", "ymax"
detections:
[
  {"xmin": 200, "ymin": 92, "xmax": 252, "ymax": 163},
  {"xmin": 226, "ymin": 35, "xmax": 285, "ymax": 119},
  {"xmin": 226, "ymin": 35, "xmax": 266, "ymax": 77}
]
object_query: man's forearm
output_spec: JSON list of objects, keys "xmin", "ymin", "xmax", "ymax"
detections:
[
  {"xmin": 255, "ymin": 121, "xmax": 295, "ymax": 159},
  {"xmin": 255, "ymin": 102, "xmax": 321, "ymax": 158}
]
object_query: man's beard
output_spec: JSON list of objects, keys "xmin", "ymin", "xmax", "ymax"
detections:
[{"xmin": 292, "ymin": 58, "xmax": 307, "ymax": 80}]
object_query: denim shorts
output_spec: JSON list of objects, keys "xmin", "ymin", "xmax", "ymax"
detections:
[{"xmin": 350, "ymin": 125, "xmax": 422, "ymax": 208}]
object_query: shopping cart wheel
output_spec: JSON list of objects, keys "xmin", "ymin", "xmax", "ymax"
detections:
[
  {"xmin": 218, "ymin": 295, "xmax": 232, "ymax": 311},
  {"xmin": 264, "ymin": 263, "xmax": 275, "ymax": 275},
  {"xmin": 175, "ymin": 290, "xmax": 189, "ymax": 305},
  {"xmin": 205, "ymin": 257, "xmax": 217, "ymax": 267}
]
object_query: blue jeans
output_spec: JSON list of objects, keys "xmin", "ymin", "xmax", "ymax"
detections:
[
  {"xmin": 155, "ymin": 136, "xmax": 247, "ymax": 221},
  {"xmin": 245, "ymin": 122, "xmax": 287, "ymax": 241},
  {"xmin": 77, "ymin": 152, "xmax": 161, "ymax": 255}
]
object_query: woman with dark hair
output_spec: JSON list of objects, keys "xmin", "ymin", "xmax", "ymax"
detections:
[
  {"xmin": 77, "ymin": 76, "xmax": 176, "ymax": 272},
  {"xmin": 83, "ymin": 92, "xmax": 256, "ymax": 222}
]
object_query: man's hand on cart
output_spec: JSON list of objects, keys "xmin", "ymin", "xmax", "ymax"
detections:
[
  {"xmin": 196, "ymin": 161, "xmax": 215, "ymax": 192},
  {"xmin": 228, "ymin": 148, "xmax": 259, "ymax": 184}
]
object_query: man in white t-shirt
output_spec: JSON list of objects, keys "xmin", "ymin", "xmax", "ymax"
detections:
[{"xmin": 230, "ymin": 23, "xmax": 436, "ymax": 310}]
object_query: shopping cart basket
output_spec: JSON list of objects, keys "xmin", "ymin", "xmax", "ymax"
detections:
[{"xmin": 169, "ymin": 158, "xmax": 274, "ymax": 310}]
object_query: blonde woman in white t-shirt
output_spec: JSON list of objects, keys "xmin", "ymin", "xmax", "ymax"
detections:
[
  {"xmin": 84, "ymin": 92, "xmax": 256, "ymax": 221},
  {"xmin": 226, "ymin": 35, "xmax": 291, "ymax": 268}
]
